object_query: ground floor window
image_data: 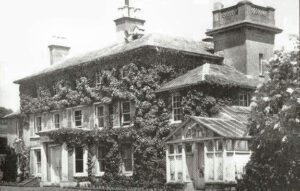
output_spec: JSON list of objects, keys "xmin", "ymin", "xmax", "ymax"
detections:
[
  {"xmin": 121, "ymin": 144, "xmax": 133, "ymax": 173},
  {"xmin": 75, "ymin": 147, "xmax": 84, "ymax": 173},
  {"xmin": 35, "ymin": 149, "xmax": 41, "ymax": 174},
  {"xmin": 168, "ymin": 144, "xmax": 183, "ymax": 181},
  {"xmin": 97, "ymin": 146, "xmax": 106, "ymax": 173}
]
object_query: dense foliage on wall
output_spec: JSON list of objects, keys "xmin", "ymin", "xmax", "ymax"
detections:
[
  {"xmin": 19, "ymin": 54, "xmax": 243, "ymax": 187},
  {"xmin": 14, "ymin": 138, "xmax": 30, "ymax": 181},
  {"xmin": 0, "ymin": 146, "xmax": 18, "ymax": 182},
  {"xmin": 237, "ymin": 37, "xmax": 300, "ymax": 191}
]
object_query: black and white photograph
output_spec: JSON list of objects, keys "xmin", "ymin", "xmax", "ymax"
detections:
[{"xmin": 0, "ymin": 0, "xmax": 299, "ymax": 190}]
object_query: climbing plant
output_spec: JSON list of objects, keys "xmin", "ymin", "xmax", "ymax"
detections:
[{"xmin": 20, "ymin": 60, "xmax": 245, "ymax": 188}]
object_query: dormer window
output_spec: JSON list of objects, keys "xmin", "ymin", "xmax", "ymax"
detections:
[
  {"xmin": 172, "ymin": 94, "xmax": 182, "ymax": 122},
  {"xmin": 238, "ymin": 92, "xmax": 250, "ymax": 107}
]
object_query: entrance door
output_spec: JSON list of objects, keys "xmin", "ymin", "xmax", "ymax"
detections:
[
  {"xmin": 50, "ymin": 145, "xmax": 61, "ymax": 184},
  {"xmin": 195, "ymin": 143, "xmax": 205, "ymax": 189}
]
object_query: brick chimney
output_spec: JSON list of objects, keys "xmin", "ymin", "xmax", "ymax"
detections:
[
  {"xmin": 114, "ymin": 0, "xmax": 145, "ymax": 42},
  {"xmin": 48, "ymin": 36, "xmax": 70, "ymax": 65},
  {"xmin": 206, "ymin": 0, "xmax": 282, "ymax": 77}
]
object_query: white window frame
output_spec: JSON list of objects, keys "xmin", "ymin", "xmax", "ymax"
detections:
[
  {"xmin": 238, "ymin": 92, "xmax": 250, "ymax": 107},
  {"xmin": 73, "ymin": 146, "xmax": 88, "ymax": 177},
  {"xmin": 32, "ymin": 148, "xmax": 42, "ymax": 177},
  {"xmin": 171, "ymin": 94, "xmax": 182, "ymax": 123},
  {"xmin": 121, "ymin": 101, "xmax": 131, "ymax": 126},
  {"xmin": 74, "ymin": 110, "xmax": 83, "ymax": 128},
  {"xmin": 53, "ymin": 113, "xmax": 60, "ymax": 129},
  {"xmin": 120, "ymin": 144, "xmax": 133, "ymax": 176}
]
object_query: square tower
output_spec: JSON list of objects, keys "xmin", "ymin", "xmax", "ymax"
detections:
[{"xmin": 206, "ymin": 0, "xmax": 282, "ymax": 77}]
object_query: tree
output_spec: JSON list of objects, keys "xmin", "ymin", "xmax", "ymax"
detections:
[
  {"xmin": 237, "ymin": 37, "xmax": 300, "ymax": 191},
  {"xmin": 0, "ymin": 146, "xmax": 18, "ymax": 182}
]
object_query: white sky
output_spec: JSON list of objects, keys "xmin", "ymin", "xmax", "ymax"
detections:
[{"xmin": 0, "ymin": 0, "xmax": 299, "ymax": 111}]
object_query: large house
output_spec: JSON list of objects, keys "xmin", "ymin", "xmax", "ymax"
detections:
[{"xmin": 11, "ymin": 0, "xmax": 281, "ymax": 190}]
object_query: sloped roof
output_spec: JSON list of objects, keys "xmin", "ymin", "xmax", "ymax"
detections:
[
  {"xmin": 3, "ymin": 110, "xmax": 20, "ymax": 119},
  {"xmin": 215, "ymin": 106, "xmax": 250, "ymax": 124},
  {"xmin": 165, "ymin": 106, "xmax": 251, "ymax": 142},
  {"xmin": 14, "ymin": 33, "xmax": 222, "ymax": 83},
  {"xmin": 157, "ymin": 63, "xmax": 260, "ymax": 92},
  {"xmin": 191, "ymin": 116, "xmax": 247, "ymax": 138}
]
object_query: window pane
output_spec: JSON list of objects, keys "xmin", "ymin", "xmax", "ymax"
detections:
[
  {"xmin": 226, "ymin": 140, "xmax": 234, "ymax": 151},
  {"xmin": 122, "ymin": 102, "xmax": 130, "ymax": 113},
  {"xmin": 172, "ymin": 95, "xmax": 182, "ymax": 121},
  {"xmin": 54, "ymin": 114, "xmax": 60, "ymax": 128},
  {"xmin": 216, "ymin": 140, "xmax": 223, "ymax": 151},
  {"xmin": 186, "ymin": 143, "xmax": 192, "ymax": 153},
  {"xmin": 235, "ymin": 140, "xmax": 248, "ymax": 151},
  {"xmin": 177, "ymin": 145, "xmax": 182, "ymax": 154},
  {"xmin": 207, "ymin": 140, "xmax": 214, "ymax": 151},
  {"xmin": 169, "ymin": 145, "xmax": 174, "ymax": 154}
]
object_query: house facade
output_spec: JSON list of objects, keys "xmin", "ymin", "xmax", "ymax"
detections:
[{"xmin": 11, "ymin": 0, "xmax": 281, "ymax": 190}]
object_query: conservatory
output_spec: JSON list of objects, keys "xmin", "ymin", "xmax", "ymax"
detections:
[{"xmin": 165, "ymin": 114, "xmax": 252, "ymax": 190}]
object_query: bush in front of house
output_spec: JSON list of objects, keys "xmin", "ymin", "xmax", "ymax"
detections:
[{"xmin": 0, "ymin": 146, "xmax": 18, "ymax": 182}]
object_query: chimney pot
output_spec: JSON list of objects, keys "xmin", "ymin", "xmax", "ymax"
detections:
[{"xmin": 213, "ymin": 2, "xmax": 224, "ymax": 11}]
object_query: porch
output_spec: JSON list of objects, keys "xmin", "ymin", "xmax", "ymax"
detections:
[{"xmin": 165, "ymin": 115, "xmax": 252, "ymax": 190}]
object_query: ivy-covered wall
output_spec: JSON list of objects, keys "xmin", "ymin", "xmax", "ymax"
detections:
[{"xmin": 18, "ymin": 46, "xmax": 249, "ymax": 188}]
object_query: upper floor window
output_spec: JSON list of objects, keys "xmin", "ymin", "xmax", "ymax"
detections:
[
  {"xmin": 35, "ymin": 116, "xmax": 42, "ymax": 133},
  {"xmin": 54, "ymin": 114, "xmax": 60, "ymax": 129},
  {"xmin": 121, "ymin": 101, "xmax": 131, "ymax": 126},
  {"xmin": 97, "ymin": 106, "xmax": 105, "ymax": 128},
  {"xmin": 238, "ymin": 92, "xmax": 250, "ymax": 107},
  {"xmin": 109, "ymin": 100, "xmax": 133, "ymax": 128},
  {"xmin": 259, "ymin": 53, "xmax": 264, "ymax": 76},
  {"xmin": 121, "ymin": 144, "xmax": 133, "ymax": 173},
  {"xmin": 74, "ymin": 110, "xmax": 82, "ymax": 128},
  {"xmin": 172, "ymin": 94, "xmax": 182, "ymax": 122}
]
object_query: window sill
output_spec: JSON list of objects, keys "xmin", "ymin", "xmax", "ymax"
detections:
[
  {"xmin": 73, "ymin": 173, "xmax": 88, "ymax": 177},
  {"xmin": 30, "ymin": 136, "xmax": 40, "ymax": 140},
  {"xmin": 170, "ymin": 120, "xmax": 182, "ymax": 124},
  {"xmin": 95, "ymin": 172, "xmax": 105, "ymax": 177},
  {"xmin": 121, "ymin": 171, "xmax": 133, "ymax": 176}
]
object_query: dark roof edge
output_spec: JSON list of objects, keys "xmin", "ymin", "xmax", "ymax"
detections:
[
  {"xmin": 14, "ymin": 45, "xmax": 222, "ymax": 84},
  {"xmin": 206, "ymin": 21, "xmax": 282, "ymax": 36}
]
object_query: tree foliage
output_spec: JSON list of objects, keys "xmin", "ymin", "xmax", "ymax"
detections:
[{"xmin": 237, "ymin": 37, "xmax": 300, "ymax": 191}]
